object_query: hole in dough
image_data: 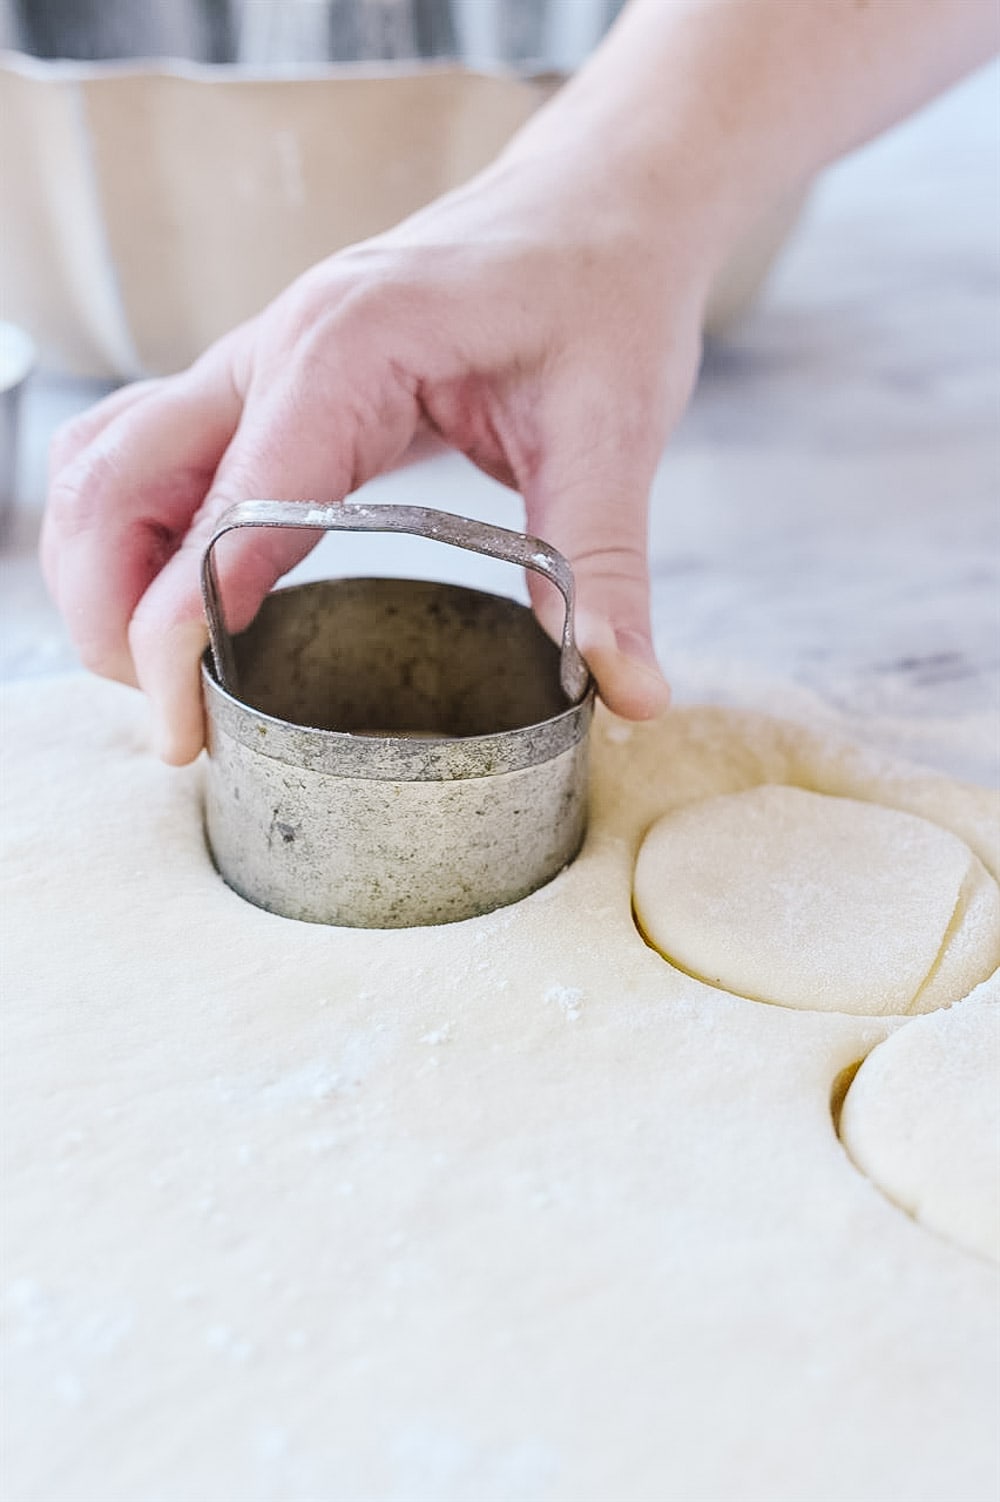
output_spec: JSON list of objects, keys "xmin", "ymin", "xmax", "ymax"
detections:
[
  {"xmin": 632, "ymin": 785, "xmax": 1000, "ymax": 1015},
  {"xmin": 838, "ymin": 996, "xmax": 1000, "ymax": 1263}
]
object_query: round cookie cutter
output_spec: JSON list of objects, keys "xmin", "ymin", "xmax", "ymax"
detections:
[{"xmin": 201, "ymin": 500, "xmax": 595, "ymax": 928}]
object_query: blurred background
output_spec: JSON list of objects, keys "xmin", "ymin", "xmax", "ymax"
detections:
[
  {"xmin": 1, "ymin": 0, "xmax": 792, "ymax": 379},
  {"xmin": 1, "ymin": 0, "xmax": 624, "ymax": 70},
  {"xmin": 0, "ymin": 4, "xmax": 997, "ymax": 786}
]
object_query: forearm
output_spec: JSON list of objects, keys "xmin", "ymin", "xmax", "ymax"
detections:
[{"xmin": 503, "ymin": 0, "xmax": 999, "ymax": 268}]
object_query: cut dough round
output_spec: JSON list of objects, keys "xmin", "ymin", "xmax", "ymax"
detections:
[
  {"xmin": 839, "ymin": 994, "xmax": 1000, "ymax": 1262},
  {"xmin": 633, "ymin": 785, "xmax": 1000, "ymax": 1015}
]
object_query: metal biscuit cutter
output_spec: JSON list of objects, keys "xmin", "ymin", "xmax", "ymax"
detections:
[{"xmin": 201, "ymin": 501, "xmax": 595, "ymax": 927}]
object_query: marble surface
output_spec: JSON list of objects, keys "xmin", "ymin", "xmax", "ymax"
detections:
[{"xmin": 2, "ymin": 61, "xmax": 997, "ymax": 784}]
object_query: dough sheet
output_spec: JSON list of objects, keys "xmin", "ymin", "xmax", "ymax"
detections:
[{"xmin": 1, "ymin": 674, "xmax": 997, "ymax": 1502}]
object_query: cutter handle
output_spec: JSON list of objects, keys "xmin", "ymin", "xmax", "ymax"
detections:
[{"xmin": 200, "ymin": 500, "xmax": 591, "ymax": 706}]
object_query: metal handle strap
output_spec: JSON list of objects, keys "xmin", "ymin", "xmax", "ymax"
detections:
[{"xmin": 200, "ymin": 500, "xmax": 591, "ymax": 705}]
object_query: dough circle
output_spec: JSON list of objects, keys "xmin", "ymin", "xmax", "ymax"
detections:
[
  {"xmin": 839, "ymin": 994, "xmax": 1000, "ymax": 1262},
  {"xmin": 632, "ymin": 785, "xmax": 1000, "ymax": 1015}
]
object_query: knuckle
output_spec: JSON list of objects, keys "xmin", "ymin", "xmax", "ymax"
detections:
[
  {"xmin": 48, "ymin": 414, "xmax": 95, "ymax": 479},
  {"xmin": 263, "ymin": 268, "xmax": 353, "ymax": 353},
  {"xmin": 272, "ymin": 259, "xmax": 417, "ymax": 359},
  {"xmin": 571, "ymin": 544, "xmax": 647, "ymax": 585},
  {"xmin": 45, "ymin": 448, "xmax": 121, "ymax": 539},
  {"xmin": 45, "ymin": 471, "xmax": 93, "ymax": 541}
]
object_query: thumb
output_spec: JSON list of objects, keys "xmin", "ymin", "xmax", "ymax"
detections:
[{"xmin": 522, "ymin": 456, "xmax": 670, "ymax": 721}]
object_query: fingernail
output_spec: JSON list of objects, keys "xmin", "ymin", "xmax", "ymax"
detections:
[
  {"xmin": 573, "ymin": 609, "xmax": 617, "ymax": 654},
  {"xmin": 614, "ymin": 628, "xmax": 662, "ymax": 675}
]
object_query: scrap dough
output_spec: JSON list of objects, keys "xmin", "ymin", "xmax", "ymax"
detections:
[
  {"xmin": 840, "ymin": 994, "xmax": 1000, "ymax": 1263},
  {"xmin": 633, "ymin": 785, "xmax": 1000, "ymax": 1015},
  {"xmin": 2, "ymin": 676, "xmax": 999, "ymax": 1502}
]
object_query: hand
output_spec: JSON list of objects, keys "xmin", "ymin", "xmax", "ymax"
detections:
[
  {"xmin": 42, "ymin": 140, "xmax": 711, "ymax": 763},
  {"xmin": 39, "ymin": 0, "xmax": 999, "ymax": 765}
]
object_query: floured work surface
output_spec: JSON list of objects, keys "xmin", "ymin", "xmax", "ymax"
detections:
[{"xmin": 2, "ymin": 674, "xmax": 998, "ymax": 1502}]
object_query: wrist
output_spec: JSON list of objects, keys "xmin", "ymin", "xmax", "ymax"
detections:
[
  {"xmin": 512, "ymin": 0, "xmax": 1000, "ymax": 281},
  {"xmin": 497, "ymin": 37, "xmax": 782, "ymax": 299}
]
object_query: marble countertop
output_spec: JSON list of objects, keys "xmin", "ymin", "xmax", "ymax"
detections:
[{"xmin": 3, "ymin": 62, "xmax": 997, "ymax": 785}]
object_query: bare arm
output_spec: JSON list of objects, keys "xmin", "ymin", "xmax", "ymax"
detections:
[{"xmin": 526, "ymin": 0, "xmax": 999, "ymax": 244}]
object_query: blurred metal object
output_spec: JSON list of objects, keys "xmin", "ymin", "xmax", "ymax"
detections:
[
  {"xmin": 4, "ymin": 0, "xmax": 623, "ymax": 67},
  {"xmin": 8, "ymin": 0, "xmax": 235, "ymax": 63},
  {"xmin": 0, "ymin": 321, "xmax": 36, "ymax": 543},
  {"xmin": 200, "ymin": 501, "xmax": 594, "ymax": 928},
  {"xmin": 0, "ymin": 10, "xmax": 802, "ymax": 378},
  {"xmin": 0, "ymin": 59, "xmax": 557, "ymax": 378}
]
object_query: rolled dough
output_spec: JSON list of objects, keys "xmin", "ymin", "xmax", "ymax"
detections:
[
  {"xmin": 2, "ymin": 675, "xmax": 998, "ymax": 1502},
  {"xmin": 840, "ymin": 994, "xmax": 1000, "ymax": 1264},
  {"xmin": 632, "ymin": 785, "xmax": 1000, "ymax": 1016}
]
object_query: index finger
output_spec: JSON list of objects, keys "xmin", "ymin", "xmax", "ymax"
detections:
[{"xmin": 42, "ymin": 362, "xmax": 242, "ymax": 687}]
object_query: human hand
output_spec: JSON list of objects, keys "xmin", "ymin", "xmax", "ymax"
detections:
[
  {"xmin": 42, "ymin": 136, "xmax": 712, "ymax": 764},
  {"xmin": 40, "ymin": 0, "xmax": 1000, "ymax": 766}
]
